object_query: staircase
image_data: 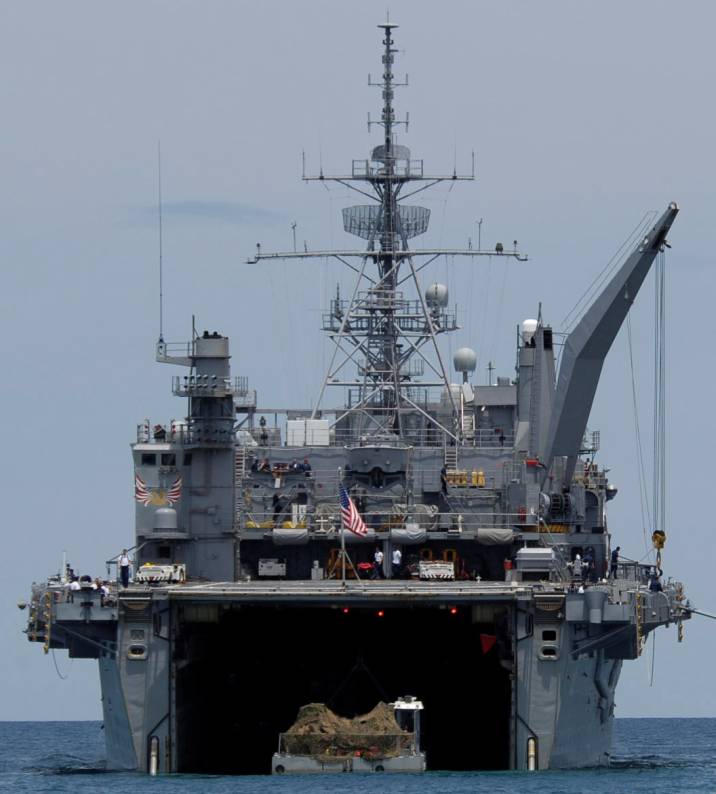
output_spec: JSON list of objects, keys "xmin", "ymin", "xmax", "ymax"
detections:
[
  {"xmin": 234, "ymin": 447, "xmax": 247, "ymax": 523},
  {"xmin": 461, "ymin": 411, "xmax": 475, "ymax": 443},
  {"xmin": 444, "ymin": 445, "xmax": 458, "ymax": 471}
]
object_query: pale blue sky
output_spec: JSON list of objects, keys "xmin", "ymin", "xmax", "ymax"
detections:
[{"xmin": 2, "ymin": 0, "xmax": 715, "ymax": 719}]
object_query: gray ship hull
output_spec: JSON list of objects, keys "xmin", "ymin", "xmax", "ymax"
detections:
[{"xmin": 35, "ymin": 577, "xmax": 674, "ymax": 774}]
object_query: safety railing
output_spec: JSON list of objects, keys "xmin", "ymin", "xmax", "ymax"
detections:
[
  {"xmin": 241, "ymin": 462, "xmax": 506, "ymax": 481},
  {"xmin": 352, "ymin": 158, "xmax": 424, "ymax": 179},
  {"xmin": 615, "ymin": 561, "xmax": 655, "ymax": 585},
  {"xmin": 250, "ymin": 426, "xmax": 516, "ymax": 449},
  {"xmin": 240, "ymin": 460, "xmax": 519, "ymax": 490},
  {"xmin": 172, "ymin": 374, "xmax": 255, "ymax": 401},
  {"xmin": 136, "ymin": 421, "xmax": 234, "ymax": 446},
  {"xmin": 33, "ymin": 578, "xmax": 119, "ymax": 608},
  {"xmin": 239, "ymin": 505, "xmax": 527, "ymax": 532}
]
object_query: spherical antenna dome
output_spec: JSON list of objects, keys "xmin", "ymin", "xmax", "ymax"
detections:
[
  {"xmin": 426, "ymin": 283, "xmax": 449, "ymax": 308},
  {"xmin": 453, "ymin": 347, "xmax": 477, "ymax": 373},
  {"xmin": 522, "ymin": 318, "xmax": 538, "ymax": 343}
]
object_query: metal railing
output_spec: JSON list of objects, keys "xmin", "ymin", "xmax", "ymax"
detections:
[
  {"xmin": 615, "ymin": 560, "xmax": 657, "ymax": 585},
  {"xmin": 240, "ymin": 462, "xmax": 519, "ymax": 493},
  {"xmin": 158, "ymin": 340, "xmax": 193, "ymax": 358},
  {"xmin": 172, "ymin": 375, "xmax": 255, "ymax": 402},
  {"xmin": 32, "ymin": 578, "xmax": 119, "ymax": 608},
  {"xmin": 352, "ymin": 158, "xmax": 424, "ymax": 179},
  {"xmin": 136, "ymin": 421, "xmax": 234, "ymax": 446},
  {"xmin": 239, "ymin": 504, "xmax": 527, "ymax": 532},
  {"xmin": 254, "ymin": 426, "xmax": 515, "ymax": 449}
]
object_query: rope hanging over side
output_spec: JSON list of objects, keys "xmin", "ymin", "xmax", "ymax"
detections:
[{"xmin": 52, "ymin": 649, "xmax": 69, "ymax": 680}]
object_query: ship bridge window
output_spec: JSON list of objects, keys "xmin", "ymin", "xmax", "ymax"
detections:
[
  {"xmin": 141, "ymin": 453, "xmax": 156, "ymax": 466},
  {"xmin": 161, "ymin": 453, "xmax": 177, "ymax": 466}
]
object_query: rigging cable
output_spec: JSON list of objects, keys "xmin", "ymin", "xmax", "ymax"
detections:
[
  {"xmin": 561, "ymin": 212, "xmax": 656, "ymax": 333},
  {"xmin": 478, "ymin": 256, "xmax": 493, "ymax": 375},
  {"xmin": 157, "ymin": 140, "xmax": 164, "ymax": 340},
  {"xmin": 652, "ymin": 248, "xmax": 667, "ymax": 571},
  {"xmin": 487, "ymin": 254, "xmax": 510, "ymax": 371},
  {"xmin": 649, "ymin": 630, "xmax": 656, "ymax": 687},
  {"xmin": 467, "ymin": 239, "xmax": 475, "ymax": 353},
  {"xmin": 51, "ymin": 649, "xmax": 69, "ymax": 680},
  {"xmin": 648, "ymin": 248, "xmax": 667, "ymax": 687},
  {"xmin": 626, "ymin": 313, "xmax": 653, "ymax": 555}
]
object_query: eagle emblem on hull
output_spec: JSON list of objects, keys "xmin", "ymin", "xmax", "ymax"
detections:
[{"xmin": 135, "ymin": 473, "xmax": 182, "ymax": 507}]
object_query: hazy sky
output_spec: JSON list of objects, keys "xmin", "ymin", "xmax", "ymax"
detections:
[{"xmin": 3, "ymin": 0, "xmax": 716, "ymax": 720}]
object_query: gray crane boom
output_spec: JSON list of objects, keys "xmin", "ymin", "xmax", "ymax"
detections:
[{"xmin": 542, "ymin": 202, "xmax": 679, "ymax": 487}]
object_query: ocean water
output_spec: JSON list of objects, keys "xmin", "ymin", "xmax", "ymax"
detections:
[{"xmin": 1, "ymin": 719, "xmax": 715, "ymax": 793}]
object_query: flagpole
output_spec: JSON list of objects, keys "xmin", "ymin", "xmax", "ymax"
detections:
[{"xmin": 338, "ymin": 467, "xmax": 346, "ymax": 585}]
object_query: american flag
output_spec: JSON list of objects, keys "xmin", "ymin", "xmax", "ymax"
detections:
[{"xmin": 339, "ymin": 482, "xmax": 368, "ymax": 537}]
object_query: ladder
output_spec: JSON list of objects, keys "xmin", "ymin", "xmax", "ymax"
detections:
[
  {"xmin": 461, "ymin": 411, "xmax": 475, "ymax": 442},
  {"xmin": 234, "ymin": 446, "xmax": 247, "ymax": 480},
  {"xmin": 527, "ymin": 340, "xmax": 542, "ymax": 455},
  {"xmin": 444, "ymin": 445, "xmax": 458, "ymax": 471},
  {"xmin": 234, "ymin": 447, "xmax": 247, "ymax": 522}
]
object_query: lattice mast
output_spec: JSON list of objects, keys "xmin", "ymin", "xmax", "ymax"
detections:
[{"xmin": 247, "ymin": 22, "xmax": 526, "ymax": 441}]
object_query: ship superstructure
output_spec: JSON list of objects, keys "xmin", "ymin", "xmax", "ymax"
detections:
[{"xmin": 24, "ymin": 22, "xmax": 688, "ymax": 775}]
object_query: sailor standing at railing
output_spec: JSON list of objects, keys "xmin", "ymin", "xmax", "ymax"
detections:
[
  {"xmin": 373, "ymin": 547, "xmax": 385, "ymax": 579},
  {"xmin": 392, "ymin": 547, "xmax": 402, "ymax": 579},
  {"xmin": 610, "ymin": 546, "xmax": 620, "ymax": 579},
  {"xmin": 118, "ymin": 549, "xmax": 132, "ymax": 589}
]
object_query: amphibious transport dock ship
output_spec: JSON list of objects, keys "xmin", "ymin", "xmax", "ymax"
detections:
[{"xmin": 24, "ymin": 22, "xmax": 688, "ymax": 775}]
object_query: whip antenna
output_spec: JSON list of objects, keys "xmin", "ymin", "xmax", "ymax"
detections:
[{"xmin": 158, "ymin": 140, "xmax": 164, "ymax": 342}]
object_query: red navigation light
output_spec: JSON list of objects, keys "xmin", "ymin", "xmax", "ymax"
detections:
[
  {"xmin": 342, "ymin": 607, "xmax": 350, "ymax": 614},
  {"xmin": 377, "ymin": 610, "xmax": 385, "ymax": 618},
  {"xmin": 450, "ymin": 607, "xmax": 458, "ymax": 615}
]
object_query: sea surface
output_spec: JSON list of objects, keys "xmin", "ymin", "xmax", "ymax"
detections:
[{"xmin": 1, "ymin": 718, "xmax": 714, "ymax": 793}]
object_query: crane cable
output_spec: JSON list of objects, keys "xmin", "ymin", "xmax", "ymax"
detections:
[
  {"xmin": 652, "ymin": 248, "xmax": 667, "ymax": 574},
  {"xmin": 649, "ymin": 248, "xmax": 668, "ymax": 686},
  {"xmin": 626, "ymin": 313, "xmax": 652, "ymax": 555}
]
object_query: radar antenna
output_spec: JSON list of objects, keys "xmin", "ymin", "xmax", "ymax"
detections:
[{"xmin": 246, "ymin": 23, "xmax": 527, "ymax": 444}]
